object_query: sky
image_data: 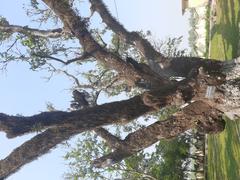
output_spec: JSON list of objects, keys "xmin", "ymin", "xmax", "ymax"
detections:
[{"xmin": 0, "ymin": 1, "xmax": 190, "ymax": 179}]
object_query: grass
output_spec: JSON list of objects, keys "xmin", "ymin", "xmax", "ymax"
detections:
[
  {"xmin": 209, "ymin": 0, "xmax": 240, "ymax": 60},
  {"xmin": 208, "ymin": 120, "xmax": 240, "ymax": 180},
  {"xmin": 207, "ymin": 0, "xmax": 240, "ymax": 179}
]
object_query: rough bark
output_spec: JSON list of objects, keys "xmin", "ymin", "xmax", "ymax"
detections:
[
  {"xmin": 0, "ymin": 82, "xmax": 190, "ymax": 138},
  {"xmin": 167, "ymin": 57, "xmax": 223, "ymax": 77},
  {"xmin": 41, "ymin": 0, "xmax": 169, "ymax": 86},
  {"xmin": 0, "ymin": 84, "xmax": 190, "ymax": 178},
  {"xmin": 0, "ymin": 127, "xmax": 82, "ymax": 179},
  {"xmin": 0, "ymin": 79, "xmax": 198, "ymax": 178},
  {"xmin": 0, "ymin": 95, "xmax": 150, "ymax": 138},
  {"xmin": 0, "ymin": 98, "xmax": 225, "ymax": 178},
  {"xmin": 0, "ymin": 57, "xmax": 233, "ymax": 177},
  {"xmin": 167, "ymin": 56, "xmax": 239, "ymax": 78},
  {"xmin": 93, "ymin": 101, "xmax": 225, "ymax": 168},
  {"xmin": 89, "ymin": 0, "xmax": 168, "ymax": 72},
  {"xmin": 220, "ymin": 57, "xmax": 240, "ymax": 110},
  {"xmin": 94, "ymin": 128, "xmax": 123, "ymax": 150}
]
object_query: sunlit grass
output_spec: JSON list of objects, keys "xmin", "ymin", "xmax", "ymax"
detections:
[
  {"xmin": 208, "ymin": 118, "xmax": 240, "ymax": 179},
  {"xmin": 207, "ymin": 0, "xmax": 240, "ymax": 179},
  {"xmin": 210, "ymin": 0, "xmax": 240, "ymax": 60}
]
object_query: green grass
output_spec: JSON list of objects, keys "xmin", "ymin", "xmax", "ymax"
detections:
[
  {"xmin": 208, "ymin": 120, "xmax": 240, "ymax": 180},
  {"xmin": 210, "ymin": 0, "xmax": 240, "ymax": 60},
  {"xmin": 207, "ymin": 0, "xmax": 240, "ymax": 179}
]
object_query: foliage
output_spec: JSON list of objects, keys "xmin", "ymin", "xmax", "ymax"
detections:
[
  {"xmin": 0, "ymin": 16, "xmax": 12, "ymax": 42},
  {"xmin": 25, "ymin": 0, "xmax": 60, "ymax": 24},
  {"xmin": 64, "ymin": 131, "xmax": 117, "ymax": 180},
  {"xmin": 64, "ymin": 130, "xmax": 191, "ymax": 180}
]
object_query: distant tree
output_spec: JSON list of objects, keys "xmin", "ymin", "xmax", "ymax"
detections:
[
  {"xmin": 0, "ymin": 0, "xmax": 240, "ymax": 179},
  {"xmin": 188, "ymin": 9, "xmax": 200, "ymax": 56}
]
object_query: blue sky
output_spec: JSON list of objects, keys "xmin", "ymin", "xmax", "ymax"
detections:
[{"xmin": 0, "ymin": 1, "xmax": 189, "ymax": 179}]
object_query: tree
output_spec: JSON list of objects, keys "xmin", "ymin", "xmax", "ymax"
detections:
[
  {"xmin": 188, "ymin": 9, "xmax": 202, "ymax": 57},
  {"xmin": 64, "ymin": 37, "xmax": 190, "ymax": 180},
  {"xmin": 0, "ymin": 0, "xmax": 240, "ymax": 179}
]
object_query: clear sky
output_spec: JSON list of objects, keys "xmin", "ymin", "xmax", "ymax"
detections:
[{"xmin": 0, "ymin": 1, "xmax": 189, "ymax": 179}]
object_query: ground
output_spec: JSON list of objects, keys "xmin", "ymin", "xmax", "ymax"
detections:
[{"xmin": 207, "ymin": 0, "xmax": 240, "ymax": 179}]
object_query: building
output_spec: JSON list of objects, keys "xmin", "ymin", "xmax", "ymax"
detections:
[{"xmin": 182, "ymin": 0, "xmax": 209, "ymax": 14}]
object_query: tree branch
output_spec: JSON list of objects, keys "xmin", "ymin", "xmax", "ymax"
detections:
[
  {"xmin": 0, "ymin": 82, "xmax": 195, "ymax": 178},
  {"xmin": 0, "ymin": 126, "xmax": 82, "ymax": 179},
  {"xmin": 0, "ymin": 81, "xmax": 191, "ymax": 138},
  {"xmin": 0, "ymin": 101, "xmax": 225, "ymax": 178},
  {"xmin": 41, "ymin": 0, "xmax": 169, "ymax": 86},
  {"xmin": 167, "ymin": 57, "xmax": 224, "ymax": 77},
  {"xmin": 0, "ymin": 96, "xmax": 150, "ymax": 138},
  {"xmin": 93, "ymin": 101, "xmax": 225, "ymax": 168},
  {"xmin": 166, "ymin": 56, "xmax": 240, "ymax": 77},
  {"xmin": 1, "ymin": 52, "xmax": 232, "ymax": 138},
  {"xmin": 89, "ymin": 0, "xmax": 168, "ymax": 72},
  {"xmin": 34, "ymin": 51, "xmax": 93, "ymax": 65},
  {"xmin": 94, "ymin": 128, "xmax": 123, "ymax": 150},
  {"xmin": 60, "ymin": 70, "xmax": 93, "ymax": 89},
  {"xmin": 0, "ymin": 24, "xmax": 63, "ymax": 38}
]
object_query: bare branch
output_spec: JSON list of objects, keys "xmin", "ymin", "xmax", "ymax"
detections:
[
  {"xmin": 61, "ymin": 70, "xmax": 92, "ymax": 88},
  {"xmin": 34, "ymin": 51, "xmax": 93, "ymax": 65},
  {"xmin": 0, "ymin": 24, "xmax": 63, "ymax": 38},
  {"xmin": 0, "ymin": 83, "xmax": 195, "ymax": 177},
  {"xmin": 6, "ymin": 38, "xmax": 18, "ymax": 53}
]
